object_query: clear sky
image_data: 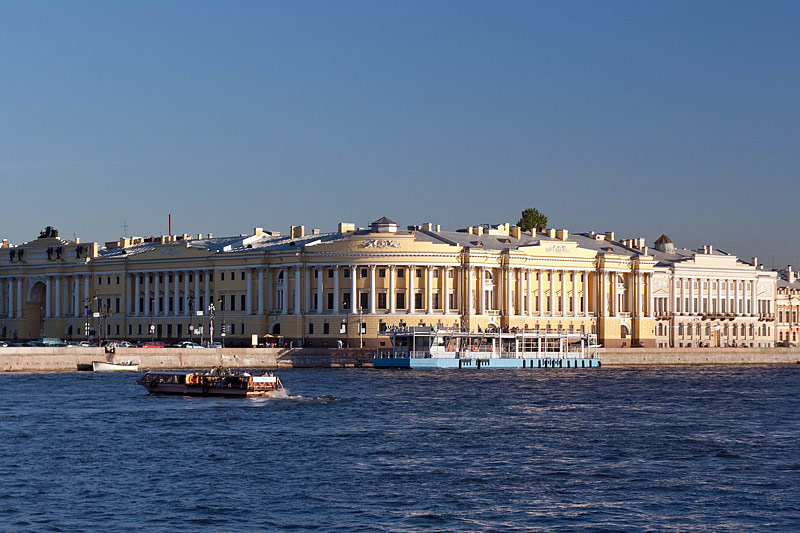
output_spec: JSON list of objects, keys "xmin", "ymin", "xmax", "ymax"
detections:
[{"xmin": 1, "ymin": 1, "xmax": 798, "ymax": 268}]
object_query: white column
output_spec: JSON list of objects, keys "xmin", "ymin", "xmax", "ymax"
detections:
[
  {"xmin": 183, "ymin": 271, "xmax": 190, "ymax": 315},
  {"xmin": 479, "ymin": 268, "xmax": 486, "ymax": 315},
  {"xmin": 425, "ymin": 266, "xmax": 433, "ymax": 314},
  {"xmin": 698, "ymin": 276, "xmax": 704, "ymax": 314},
  {"xmin": 636, "ymin": 272, "xmax": 643, "ymax": 317},
  {"xmin": 144, "ymin": 273, "xmax": 151, "ymax": 316},
  {"xmin": 246, "ymin": 268, "xmax": 252, "ymax": 315},
  {"xmin": 74, "ymin": 276, "xmax": 80, "ymax": 318},
  {"xmin": 734, "ymin": 279, "xmax": 739, "ymax": 315},
  {"xmin": 44, "ymin": 276, "xmax": 53, "ymax": 318},
  {"xmin": 279, "ymin": 268, "xmax": 287, "ymax": 314},
  {"xmin": 350, "ymin": 265, "xmax": 358, "ymax": 312},
  {"xmin": 456, "ymin": 267, "xmax": 463, "ymax": 314},
  {"xmin": 550, "ymin": 269, "xmax": 556, "ymax": 316},
  {"xmin": 688, "ymin": 276, "xmax": 694, "ymax": 315},
  {"xmin": 505, "ymin": 268, "xmax": 513, "ymax": 316},
  {"xmin": 389, "ymin": 265, "xmax": 396, "ymax": 314},
  {"xmin": 538, "ymin": 269, "xmax": 544, "ymax": 316},
  {"xmin": 126, "ymin": 274, "xmax": 132, "ymax": 316},
  {"xmin": 572, "ymin": 270, "xmax": 579, "ymax": 316},
  {"xmin": 173, "ymin": 271, "xmax": 180, "ymax": 315},
  {"xmin": 266, "ymin": 268, "xmax": 273, "ymax": 313},
  {"xmin": 294, "ymin": 266, "xmax": 301, "ymax": 315},
  {"xmin": 305, "ymin": 267, "xmax": 312, "ymax": 313},
  {"xmin": 193, "ymin": 270, "xmax": 200, "ymax": 313},
  {"xmin": 17, "ymin": 278, "xmax": 23, "ymax": 317},
  {"xmin": 561, "ymin": 270, "xmax": 567, "ymax": 318},
  {"xmin": 443, "ymin": 267, "xmax": 449, "ymax": 314},
  {"xmin": 163, "ymin": 272, "xmax": 170, "ymax": 315},
  {"xmin": 153, "ymin": 272, "xmax": 160, "ymax": 315},
  {"xmin": 408, "ymin": 265, "xmax": 415, "ymax": 314},
  {"xmin": 369, "ymin": 265, "xmax": 376, "ymax": 314},
  {"xmin": 332, "ymin": 266, "xmax": 339, "ymax": 314},
  {"xmin": 133, "ymin": 273, "xmax": 141, "ymax": 315},
  {"xmin": 611, "ymin": 272, "xmax": 618, "ymax": 316},
  {"xmin": 204, "ymin": 270, "xmax": 210, "ymax": 314},
  {"xmin": 464, "ymin": 266, "xmax": 475, "ymax": 315},
  {"xmin": 317, "ymin": 266, "xmax": 323, "ymax": 314},
  {"xmin": 258, "ymin": 269, "xmax": 264, "ymax": 315},
  {"xmin": 751, "ymin": 279, "xmax": 756, "ymax": 315},
  {"xmin": 54, "ymin": 276, "xmax": 61, "ymax": 317},
  {"xmin": 647, "ymin": 273, "xmax": 654, "ymax": 318},
  {"xmin": 583, "ymin": 272, "xmax": 589, "ymax": 316},
  {"xmin": 83, "ymin": 276, "xmax": 89, "ymax": 315},
  {"xmin": 6, "ymin": 278, "xmax": 12, "ymax": 318},
  {"xmin": 526, "ymin": 269, "xmax": 533, "ymax": 316}
]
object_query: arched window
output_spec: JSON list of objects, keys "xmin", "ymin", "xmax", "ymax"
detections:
[
  {"xmin": 732, "ymin": 324, "xmax": 738, "ymax": 336},
  {"xmin": 687, "ymin": 324, "xmax": 693, "ymax": 336},
  {"xmin": 678, "ymin": 323, "xmax": 684, "ymax": 335}
]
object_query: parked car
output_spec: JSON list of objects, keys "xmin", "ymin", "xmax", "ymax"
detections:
[
  {"xmin": 139, "ymin": 341, "xmax": 166, "ymax": 348},
  {"xmin": 172, "ymin": 341, "xmax": 203, "ymax": 349},
  {"xmin": 0, "ymin": 341, "xmax": 7, "ymax": 348},
  {"xmin": 207, "ymin": 342, "xmax": 222, "ymax": 348}
]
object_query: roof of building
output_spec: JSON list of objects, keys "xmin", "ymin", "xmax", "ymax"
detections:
[
  {"xmin": 371, "ymin": 217, "xmax": 398, "ymax": 226},
  {"xmin": 655, "ymin": 234, "xmax": 674, "ymax": 244}
]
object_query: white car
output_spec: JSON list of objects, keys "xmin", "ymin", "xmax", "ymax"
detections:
[{"xmin": 172, "ymin": 341, "xmax": 203, "ymax": 349}]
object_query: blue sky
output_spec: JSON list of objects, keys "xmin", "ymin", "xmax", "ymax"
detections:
[{"xmin": 1, "ymin": 1, "xmax": 798, "ymax": 267}]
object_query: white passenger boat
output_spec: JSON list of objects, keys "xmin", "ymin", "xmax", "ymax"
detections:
[
  {"xmin": 374, "ymin": 326, "xmax": 600, "ymax": 369},
  {"xmin": 92, "ymin": 361, "xmax": 140, "ymax": 372}
]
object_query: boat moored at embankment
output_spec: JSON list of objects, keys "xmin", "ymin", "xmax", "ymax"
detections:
[
  {"xmin": 92, "ymin": 361, "xmax": 139, "ymax": 372},
  {"xmin": 374, "ymin": 326, "xmax": 601, "ymax": 369},
  {"xmin": 139, "ymin": 368, "xmax": 284, "ymax": 397}
]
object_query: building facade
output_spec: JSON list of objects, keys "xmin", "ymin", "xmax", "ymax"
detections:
[
  {"xmin": 649, "ymin": 235, "xmax": 777, "ymax": 348},
  {"xmin": 775, "ymin": 267, "xmax": 800, "ymax": 347},
  {"xmin": 0, "ymin": 220, "xmax": 659, "ymax": 348}
]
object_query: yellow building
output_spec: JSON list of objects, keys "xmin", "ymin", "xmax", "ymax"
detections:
[
  {"xmin": 0, "ymin": 220, "xmax": 658, "ymax": 348},
  {"xmin": 775, "ymin": 268, "xmax": 800, "ymax": 346}
]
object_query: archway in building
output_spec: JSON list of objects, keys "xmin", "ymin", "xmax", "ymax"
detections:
[
  {"xmin": 620, "ymin": 323, "xmax": 630, "ymax": 339},
  {"xmin": 271, "ymin": 322, "xmax": 281, "ymax": 335},
  {"xmin": 25, "ymin": 280, "xmax": 47, "ymax": 339}
]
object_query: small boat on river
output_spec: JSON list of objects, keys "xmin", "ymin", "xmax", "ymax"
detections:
[
  {"xmin": 92, "ymin": 361, "xmax": 140, "ymax": 372},
  {"xmin": 138, "ymin": 368, "xmax": 284, "ymax": 397}
]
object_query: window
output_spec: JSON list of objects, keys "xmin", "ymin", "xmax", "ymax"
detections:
[
  {"xmin": 241, "ymin": 294, "xmax": 246, "ymax": 310},
  {"xmin": 359, "ymin": 292, "xmax": 369, "ymax": 310},
  {"xmin": 433, "ymin": 270, "xmax": 439, "ymax": 279},
  {"xmin": 379, "ymin": 268, "xmax": 386, "ymax": 278},
  {"xmin": 378, "ymin": 293, "xmax": 387, "ymax": 309},
  {"xmin": 314, "ymin": 269, "xmax": 319, "ymax": 279},
  {"xmin": 342, "ymin": 293, "xmax": 351, "ymax": 310},
  {"xmin": 415, "ymin": 293, "xmax": 423, "ymax": 309},
  {"xmin": 323, "ymin": 323, "xmax": 330, "ymax": 334},
  {"xmin": 98, "ymin": 277, "xmax": 102, "ymax": 285},
  {"xmin": 308, "ymin": 323, "xmax": 314, "ymax": 334},
  {"xmin": 416, "ymin": 268, "xmax": 422, "ymax": 278},
  {"xmin": 230, "ymin": 295, "xmax": 236, "ymax": 311},
  {"xmin": 241, "ymin": 271, "xmax": 245, "ymax": 281},
  {"xmin": 115, "ymin": 298, "xmax": 120, "ymax": 313},
  {"xmin": 221, "ymin": 272, "xmax": 225, "ymax": 281},
  {"xmin": 241, "ymin": 323, "xmax": 245, "ymax": 334},
  {"xmin": 396, "ymin": 292, "xmax": 405, "ymax": 309},
  {"xmin": 433, "ymin": 293, "xmax": 440, "ymax": 309},
  {"xmin": 397, "ymin": 268, "xmax": 404, "ymax": 278},
  {"xmin": 327, "ymin": 293, "xmax": 334, "ymax": 309},
  {"xmin": 360, "ymin": 268, "xmax": 368, "ymax": 278},
  {"xmin": 448, "ymin": 269, "xmax": 454, "ymax": 279},
  {"xmin": 219, "ymin": 297, "xmax": 225, "ymax": 311},
  {"xmin": 327, "ymin": 269, "xmax": 334, "ymax": 278},
  {"xmin": 344, "ymin": 268, "xmax": 350, "ymax": 279}
]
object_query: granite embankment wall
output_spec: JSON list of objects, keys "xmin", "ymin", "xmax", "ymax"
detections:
[
  {"xmin": 600, "ymin": 347, "xmax": 800, "ymax": 365},
  {"xmin": 1, "ymin": 347, "xmax": 800, "ymax": 372},
  {"xmin": 0, "ymin": 347, "xmax": 375, "ymax": 373}
]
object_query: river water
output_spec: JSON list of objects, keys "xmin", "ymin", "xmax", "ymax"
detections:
[{"xmin": 1, "ymin": 366, "xmax": 799, "ymax": 531}]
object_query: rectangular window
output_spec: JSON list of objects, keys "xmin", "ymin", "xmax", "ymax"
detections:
[
  {"xmin": 378, "ymin": 293, "xmax": 387, "ymax": 309},
  {"xmin": 449, "ymin": 293, "xmax": 455, "ymax": 309},
  {"xmin": 397, "ymin": 268, "xmax": 404, "ymax": 278},
  {"xmin": 415, "ymin": 293, "xmax": 423, "ymax": 309},
  {"xmin": 221, "ymin": 272, "xmax": 225, "ymax": 281},
  {"xmin": 241, "ymin": 323, "xmax": 245, "ymax": 334},
  {"xmin": 360, "ymin": 267, "xmax": 368, "ymax": 278},
  {"xmin": 230, "ymin": 295, "xmax": 236, "ymax": 311},
  {"xmin": 397, "ymin": 292, "xmax": 406, "ymax": 309},
  {"xmin": 342, "ymin": 293, "xmax": 351, "ymax": 310},
  {"xmin": 115, "ymin": 298, "xmax": 120, "ymax": 314},
  {"xmin": 314, "ymin": 269, "xmax": 319, "ymax": 279},
  {"xmin": 219, "ymin": 297, "xmax": 225, "ymax": 311},
  {"xmin": 241, "ymin": 272, "xmax": 245, "ymax": 281},
  {"xmin": 308, "ymin": 323, "xmax": 314, "ymax": 334},
  {"xmin": 98, "ymin": 276, "xmax": 102, "ymax": 285},
  {"xmin": 327, "ymin": 269, "xmax": 334, "ymax": 278},
  {"xmin": 344, "ymin": 268, "xmax": 350, "ymax": 279},
  {"xmin": 359, "ymin": 292, "xmax": 369, "ymax": 310},
  {"xmin": 448, "ymin": 270, "xmax": 454, "ymax": 279},
  {"xmin": 379, "ymin": 268, "xmax": 386, "ymax": 278},
  {"xmin": 433, "ymin": 270, "xmax": 439, "ymax": 279},
  {"xmin": 240, "ymin": 294, "xmax": 246, "ymax": 311},
  {"xmin": 327, "ymin": 293, "xmax": 334, "ymax": 309},
  {"xmin": 323, "ymin": 322, "xmax": 330, "ymax": 334},
  {"xmin": 138, "ymin": 324, "xmax": 142, "ymax": 335},
  {"xmin": 416, "ymin": 268, "xmax": 422, "ymax": 278},
  {"xmin": 433, "ymin": 293, "xmax": 440, "ymax": 309}
]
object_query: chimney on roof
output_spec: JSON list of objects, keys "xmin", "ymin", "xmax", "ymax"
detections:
[
  {"xmin": 312, "ymin": 228, "xmax": 320, "ymax": 235},
  {"xmin": 435, "ymin": 224, "xmax": 441, "ymax": 232},
  {"xmin": 548, "ymin": 228, "xmax": 556, "ymax": 238},
  {"xmin": 338, "ymin": 222, "xmax": 355, "ymax": 233},
  {"xmin": 291, "ymin": 225, "xmax": 305, "ymax": 238},
  {"xmin": 604, "ymin": 231, "xmax": 615, "ymax": 242},
  {"xmin": 752, "ymin": 257, "xmax": 758, "ymax": 267},
  {"xmin": 654, "ymin": 234, "xmax": 675, "ymax": 254},
  {"xmin": 510, "ymin": 226, "xmax": 522, "ymax": 239},
  {"xmin": 556, "ymin": 229, "xmax": 569, "ymax": 241},
  {"xmin": 423, "ymin": 223, "xmax": 433, "ymax": 231},
  {"xmin": 475, "ymin": 226, "xmax": 484, "ymax": 236},
  {"xmin": 208, "ymin": 233, "xmax": 213, "ymax": 239}
]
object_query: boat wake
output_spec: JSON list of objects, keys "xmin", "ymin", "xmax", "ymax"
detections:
[{"xmin": 251, "ymin": 390, "xmax": 339, "ymax": 404}]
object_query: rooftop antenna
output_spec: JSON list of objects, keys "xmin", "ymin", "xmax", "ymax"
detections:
[
  {"xmin": 169, "ymin": 213, "xmax": 172, "ymax": 236},
  {"xmin": 121, "ymin": 221, "xmax": 129, "ymax": 238}
]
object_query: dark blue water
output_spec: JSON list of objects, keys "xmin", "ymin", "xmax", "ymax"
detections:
[{"xmin": 1, "ymin": 367, "xmax": 799, "ymax": 532}]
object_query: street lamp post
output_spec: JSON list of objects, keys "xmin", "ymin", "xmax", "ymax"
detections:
[
  {"xmin": 358, "ymin": 306, "xmax": 363, "ymax": 349},
  {"xmin": 208, "ymin": 302, "xmax": 215, "ymax": 346},
  {"xmin": 187, "ymin": 290, "xmax": 194, "ymax": 342}
]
